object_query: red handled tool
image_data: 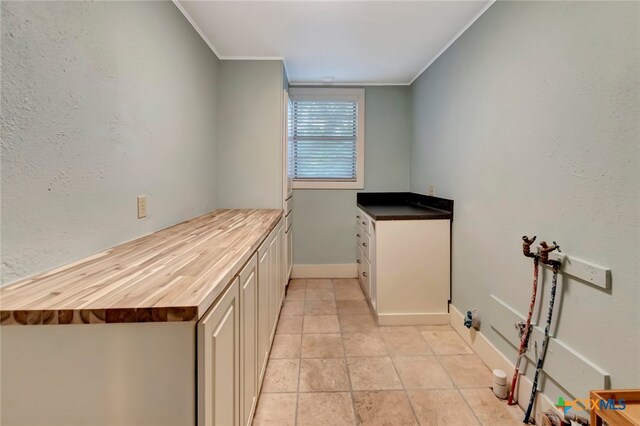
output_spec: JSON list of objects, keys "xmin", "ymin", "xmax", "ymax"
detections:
[{"xmin": 507, "ymin": 236, "xmax": 539, "ymax": 405}]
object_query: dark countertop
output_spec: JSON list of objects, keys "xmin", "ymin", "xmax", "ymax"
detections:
[{"xmin": 357, "ymin": 192, "xmax": 453, "ymax": 221}]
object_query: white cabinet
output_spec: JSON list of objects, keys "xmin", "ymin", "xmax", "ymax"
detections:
[
  {"xmin": 269, "ymin": 227, "xmax": 279, "ymax": 339},
  {"xmin": 269, "ymin": 221, "xmax": 287, "ymax": 331},
  {"xmin": 240, "ymin": 255, "xmax": 258, "ymax": 426},
  {"xmin": 199, "ymin": 217, "xmax": 286, "ymax": 426},
  {"xmin": 356, "ymin": 210, "xmax": 375, "ymax": 308},
  {"xmin": 258, "ymin": 219, "xmax": 284, "ymax": 384},
  {"xmin": 286, "ymin": 224, "xmax": 293, "ymax": 278},
  {"xmin": 356, "ymin": 208, "xmax": 450, "ymax": 326},
  {"xmin": 2, "ymin": 215, "xmax": 286, "ymax": 426},
  {"xmin": 257, "ymin": 238, "xmax": 271, "ymax": 384},
  {"xmin": 284, "ymin": 202, "xmax": 293, "ymax": 282},
  {"xmin": 278, "ymin": 224, "xmax": 286, "ymax": 306},
  {"xmin": 198, "ymin": 277, "xmax": 240, "ymax": 426}
]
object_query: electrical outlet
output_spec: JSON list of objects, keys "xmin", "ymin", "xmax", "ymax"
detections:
[
  {"xmin": 137, "ymin": 196, "xmax": 147, "ymax": 219},
  {"xmin": 428, "ymin": 185, "xmax": 435, "ymax": 196}
]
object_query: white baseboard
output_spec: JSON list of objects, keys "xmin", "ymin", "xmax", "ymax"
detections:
[
  {"xmin": 377, "ymin": 312, "xmax": 449, "ymax": 326},
  {"xmin": 291, "ymin": 264, "xmax": 357, "ymax": 279},
  {"xmin": 449, "ymin": 304, "xmax": 561, "ymax": 425}
]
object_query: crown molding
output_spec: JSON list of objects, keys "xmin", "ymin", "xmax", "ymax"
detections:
[
  {"xmin": 172, "ymin": 0, "xmax": 222, "ymax": 59},
  {"xmin": 409, "ymin": 0, "xmax": 495, "ymax": 85},
  {"xmin": 290, "ymin": 81, "xmax": 410, "ymax": 87}
]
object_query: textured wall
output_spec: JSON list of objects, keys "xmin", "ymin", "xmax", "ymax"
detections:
[
  {"xmin": 217, "ymin": 60, "xmax": 284, "ymax": 209},
  {"xmin": 1, "ymin": 1, "xmax": 220, "ymax": 284},
  {"xmin": 293, "ymin": 86, "xmax": 411, "ymax": 264},
  {"xmin": 410, "ymin": 1, "xmax": 639, "ymax": 397}
]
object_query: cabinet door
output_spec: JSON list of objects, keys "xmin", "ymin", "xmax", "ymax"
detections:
[
  {"xmin": 257, "ymin": 241, "xmax": 271, "ymax": 385},
  {"xmin": 198, "ymin": 278, "xmax": 240, "ymax": 426},
  {"xmin": 286, "ymin": 227, "xmax": 293, "ymax": 280},
  {"xmin": 356, "ymin": 248, "xmax": 363, "ymax": 287},
  {"xmin": 269, "ymin": 232, "xmax": 279, "ymax": 339},
  {"xmin": 278, "ymin": 225, "xmax": 286, "ymax": 306},
  {"xmin": 240, "ymin": 255, "xmax": 258, "ymax": 426}
]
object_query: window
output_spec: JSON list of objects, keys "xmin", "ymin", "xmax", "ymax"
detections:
[{"xmin": 289, "ymin": 88, "xmax": 365, "ymax": 189}]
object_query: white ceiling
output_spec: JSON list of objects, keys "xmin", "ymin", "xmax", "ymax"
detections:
[{"xmin": 175, "ymin": 1, "xmax": 493, "ymax": 85}]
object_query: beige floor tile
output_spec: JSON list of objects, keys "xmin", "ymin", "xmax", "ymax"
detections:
[
  {"xmin": 303, "ymin": 315, "xmax": 340, "ymax": 334},
  {"xmin": 393, "ymin": 356, "xmax": 454, "ymax": 389},
  {"xmin": 281, "ymin": 300, "xmax": 304, "ymax": 316},
  {"xmin": 381, "ymin": 329, "xmax": 433, "ymax": 356},
  {"xmin": 339, "ymin": 313, "xmax": 379, "ymax": 334},
  {"xmin": 353, "ymin": 391, "xmax": 418, "ymax": 426},
  {"xmin": 277, "ymin": 315, "xmax": 303, "ymax": 334},
  {"xmin": 334, "ymin": 286, "xmax": 365, "ymax": 301},
  {"xmin": 253, "ymin": 393, "xmax": 297, "ymax": 426},
  {"xmin": 332, "ymin": 278, "xmax": 360, "ymax": 289},
  {"xmin": 305, "ymin": 288, "xmax": 335, "ymax": 300},
  {"xmin": 301, "ymin": 334, "xmax": 345, "ymax": 358},
  {"xmin": 379, "ymin": 325, "xmax": 421, "ymax": 333},
  {"xmin": 304, "ymin": 300, "xmax": 337, "ymax": 315},
  {"xmin": 299, "ymin": 358, "xmax": 350, "ymax": 392},
  {"xmin": 407, "ymin": 389, "xmax": 479, "ymax": 425},
  {"xmin": 285, "ymin": 288, "xmax": 306, "ymax": 300},
  {"xmin": 287, "ymin": 279, "xmax": 306, "ymax": 290},
  {"xmin": 261, "ymin": 359, "xmax": 299, "ymax": 393},
  {"xmin": 343, "ymin": 332, "xmax": 387, "ymax": 357},
  {"xmin": 347, "ymin": 357, "xmax": 402, "ymax": 390},
  {"xmin": 270, "ymin": 334, "xmax": 302, "ymax": 359},
  {"xmin": 336, "ymin": 300, "xmax": 370, "ymax": 314},
  {"xmin": 421, "ymin": 330, "xmax": 473, "ymax": 355},
  {"xmin": 297, "ymin": 392, "xmax": 356, "ymax": 426},
  {"xmin": 439, "ymin": 355, "xmax": 492, "ymax": 388},
  {"xmin": 460, "ymin": 388, "xmax": 523, "ymax": 425},
  {"xmin": 306, "ymin": 278, "xmax": 333, "ymax": 290}
]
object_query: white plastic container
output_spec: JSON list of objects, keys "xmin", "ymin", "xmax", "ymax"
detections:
[{"xmin": 492, "ymin": 369, "xmax": 508, "ymax": 399}]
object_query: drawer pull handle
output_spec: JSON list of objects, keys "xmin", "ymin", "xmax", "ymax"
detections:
[
  {"xmin": 362, "ymin": 272, "xmax": 368, "ymax": 277},
  {"xmin": 362, "ymin": 221, "xmax": 366, "ymax": 225},
  {"xmin": 362, "ymin": 242, "xmax": 367, "ymax": 247},
  {"xmin": 356, "ymin": 259, "xmax": 361, "ymax": 264},
  {"xmin": 356, "ymin": 215, "xmax": 361, "ymax": 219},
  {"xmin": 356, "ymin": 233, "xmax": 361, "ymax": 237}
]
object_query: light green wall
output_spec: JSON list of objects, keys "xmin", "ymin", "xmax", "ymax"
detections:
[
  {"xmin": 410, "ymin": 1, "xmax": 639, "ymax": 399},
  {"xmin": 217, "ymin": 60, "xmax": 284, "ymax": 209},
  {"xmin": 293, "ymin": 86, "xmax": 411, "ymax": 264},
  {"xmin": 1, "ymin": 1, "xmax": 220, "ymax": 285}
]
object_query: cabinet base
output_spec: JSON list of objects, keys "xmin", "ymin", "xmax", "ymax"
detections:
[
  {"xmin": 376, "ymin": 312, "xmax": 450, "ymax": 326},
  {"xmin": 291, "ymin": 263, "xmax": 357, "ymax": 278}
]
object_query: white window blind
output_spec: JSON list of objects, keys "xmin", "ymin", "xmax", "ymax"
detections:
[{"xmin": 291, "ymin": 99, "xmax": 359, "ymax": 181}]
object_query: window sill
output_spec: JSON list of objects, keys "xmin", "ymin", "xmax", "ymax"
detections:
[{"xmin": 293, "ymin": 180, "xmax": 364, "ymax": 190}]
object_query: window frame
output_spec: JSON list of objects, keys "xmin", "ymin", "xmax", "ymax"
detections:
[{"xmin": 289, "ymin": 87, "xmax": 365, "ymax": 190}]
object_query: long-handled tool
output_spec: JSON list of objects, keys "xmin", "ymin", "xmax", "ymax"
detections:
[
  {"xmin": 523, "ymin": 241, "xmax": 561, "ymax": 423},
  {"xmin": 507, "ymin": 236, "xmax": 539, "ymax": 405}
]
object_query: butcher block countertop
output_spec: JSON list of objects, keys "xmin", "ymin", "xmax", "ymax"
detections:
[{"xmin": 0, "ymin": 209, "xmax": 283, "ymax": 326}]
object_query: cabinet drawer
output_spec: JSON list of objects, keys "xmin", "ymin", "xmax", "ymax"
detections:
[
  {"xmin": 285, "ymin": 211, "xmax": 293, "ymax": 232},
  {"xmin": 358, "ymin": 214, "xmax": 370, "ymax": 234},
  {"xmin": 356, "ymin": 210, "xmax": 370, "ymax": 232},
  {"xmin": 361, "ymin": 232, "xmax": 371, "ymax": 261},
  {"xmin": 285, "ymin": 196, "xmax": 293, "ymax": 216},
  {"xmin": 356, "ymin": 247, "xmax": 363, "ymax": 282},
  {"xmin": 361, "ymin": 257, "xmax": 370, "ymax": 295}
]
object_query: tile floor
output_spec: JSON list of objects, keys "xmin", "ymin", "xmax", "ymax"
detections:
[{"xmin": 253, "ymin": 278, "xmax": 524, "ymax": 426}]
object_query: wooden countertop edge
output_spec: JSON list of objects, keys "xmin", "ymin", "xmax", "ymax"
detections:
[{"xmin": 0, "ymin": 210, "xmax": 283, "ymax": 326}]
